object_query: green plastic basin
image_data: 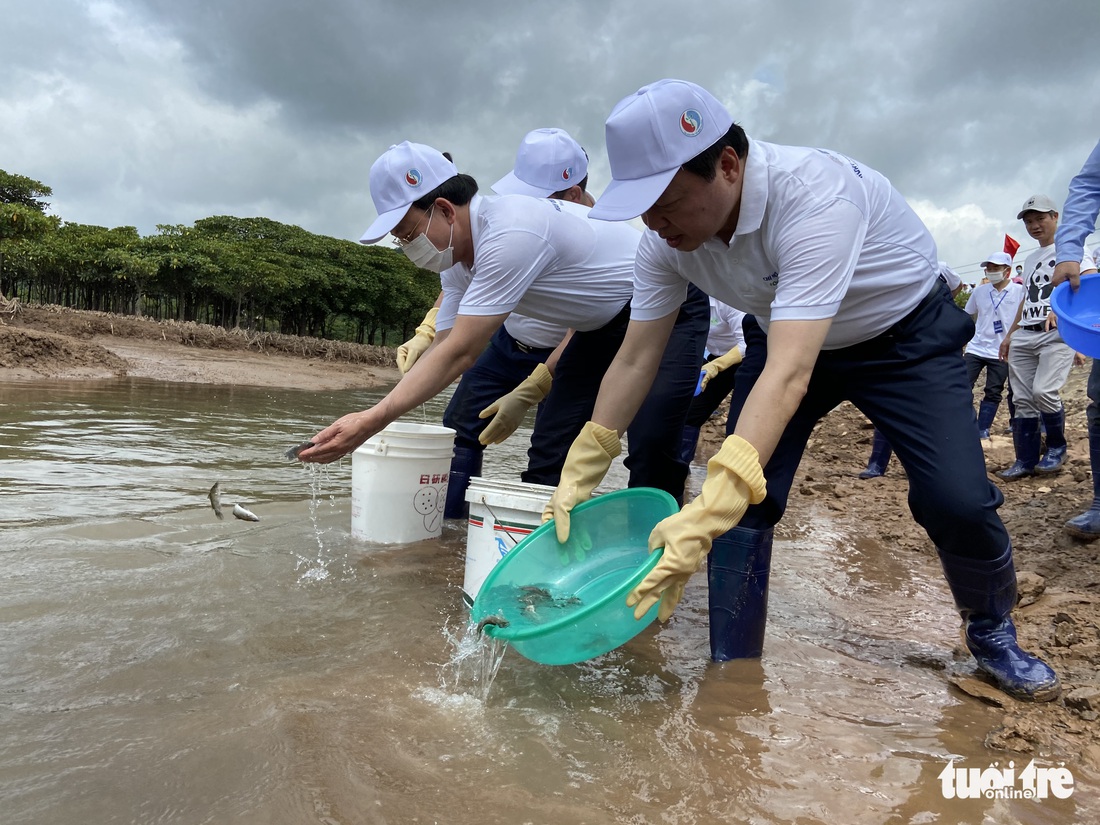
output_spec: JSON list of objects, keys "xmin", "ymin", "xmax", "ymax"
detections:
[{"xmin": 470, "ymin": 487, "xmax": 678, "ymax": 665}]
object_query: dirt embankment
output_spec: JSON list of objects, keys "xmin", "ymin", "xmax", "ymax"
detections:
[{"xmin": 0, "ymin": 304, "xmax": 400, "ymax": 389}]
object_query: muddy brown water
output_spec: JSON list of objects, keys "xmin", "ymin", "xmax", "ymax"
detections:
[{"xmin": 0, "ymin": 378, "xmax": 1095, "ymax": 824}]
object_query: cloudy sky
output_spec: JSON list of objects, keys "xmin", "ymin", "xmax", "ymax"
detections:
[{"xmin": 5, "ymin": 0, "xmax": 1099, "ymax": 284}]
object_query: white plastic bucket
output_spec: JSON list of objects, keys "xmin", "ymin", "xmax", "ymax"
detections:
[
  {"xmin": 351, "ymin": 422, "xmax": 456, "ymax": 544},
  {"xmin": 463, "ymin": 476, "xmax": 556, "ymax": 604}
]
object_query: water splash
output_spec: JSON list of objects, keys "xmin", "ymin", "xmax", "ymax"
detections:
[
  {"xmin": 292, "ymin": 461, "xmax": 352, "ymax": 583},
  {"xmin": 437, "ymin": 617, "xmax": 509, "ymax": 702}
]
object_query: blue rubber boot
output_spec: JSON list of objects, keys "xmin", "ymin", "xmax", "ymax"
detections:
[
  {"xmin": 997, "ymin": 417, "xmax": 1040, "ymax": 481},
  {"xmin": 976, "ymin": 400, "xmax": 999, "ymax": 441},
  {"xmin": 1035, "ymin": 407, "xmax": 1067, "ymax": 474},
  {"xmin": 1003, "ymin": 395, "xmax": 1017, "ymax": 435},
  {"xmin": 858, "ymin": 430, "xmax": 892, "ymax": 479},
  {"xmin": 679, "ymin": 425, "xmax": 701, "ymax": 465},
  {"xmin": 938, "ymin": 547, "xmax": 1060, "ymax": 702},
  {"xmin": 1065, "ymin": 419, "xmax": 1100, "ymax": 540},
  {"xmin": 708, "ymin": 526, "xmax": 772, "ymax": 661},
  {"xmin": 444, "ymin": 445, "xmax": 483, "ymax": 520}
]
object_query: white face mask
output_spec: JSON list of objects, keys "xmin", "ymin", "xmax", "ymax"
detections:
[
  {"xmin": 987, "ymin": 268, "xmax": 1008, "ymax": 284},
  {"xmin": 402, "ymin": 208, "xmax": 454, "ymax": 273}
]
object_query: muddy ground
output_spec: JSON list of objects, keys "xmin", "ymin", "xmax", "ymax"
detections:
[
  {"xmin": 0, "ymin": 305, "xmax": 398, "ymax": 389},
  {"xmin": 3, "ymin": 304, "xmax": 1099, "ymax": 766},
  {"xmin": 695, "ymin": 375, "xmax": 1100, "ymax": 767}
]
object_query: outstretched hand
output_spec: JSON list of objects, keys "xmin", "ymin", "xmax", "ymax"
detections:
[{"xmin": 297, "ymin": 411, "xmax": 378, "ymax": 463}]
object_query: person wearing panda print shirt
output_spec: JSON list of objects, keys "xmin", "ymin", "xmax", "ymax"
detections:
[{"xmin": 997, "ymin": 194, "xmax": 1096, "ymax": 481}]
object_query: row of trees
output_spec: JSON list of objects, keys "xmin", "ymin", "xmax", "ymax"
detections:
[{"xmin": 0, "ymin": 169, "xmax": 438, "ymax": 345}]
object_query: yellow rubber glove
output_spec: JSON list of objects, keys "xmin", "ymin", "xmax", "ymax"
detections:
[
  {"xmin": 542, "ymin": 421, "xmax": 622, "ymax": 543},
  {"xmin": 477, "ymin": 363, "xmax": 553, "ymax": 445},
  {"xmin": 626, "ymin": 435, "xmax": 766, "ymax": 621},
  {"xmin": 396, "ymin": 307, "xmax": 438, "ymax": 373},
  {"xmin": 699, "ymin": 345, "xmax": 743, "ymax": 391}
]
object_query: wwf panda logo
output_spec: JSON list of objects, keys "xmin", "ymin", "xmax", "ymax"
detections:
[{"xmin": 1023, "ymin": 259, "xmax": 1057, "ymax": 320}]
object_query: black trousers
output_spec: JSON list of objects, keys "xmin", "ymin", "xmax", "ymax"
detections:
[{"xmin": 726, "ymin": 282, "xmax": 1008, "ymax": 562}]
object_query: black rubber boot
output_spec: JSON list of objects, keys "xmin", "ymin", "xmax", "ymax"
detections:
[
  {"xmin": 858, "ymin": 430, "xmax": 892, "ymax": 479},
  {"xmin": 997, "ymin": 417, "xmax": 1040, "ymax": 481},
  {"xmin": 708, "ymin": 526, "xmax": 773, "ymax": 661},
  {"xmin": 937, "ymin": 547, "xmax": 1060, "ymax": 702},
  {"xmin": 444, "ymin": 445, "xmax": 483, "ymax": 520},
  {"xmin": 1035, "ymin": 407, "xmax": 1067, "ymax": 474}
]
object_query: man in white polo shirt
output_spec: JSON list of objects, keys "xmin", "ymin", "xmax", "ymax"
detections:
[
  {"xmin": 299, "ymin": 140, "xmax": 702, "ymax": 510},
  {"xmin": 429, "ymin": 132, "xmax": 584, "ymax": 519},
  {"xmin": 544, "ymin": 79, "xmax": 1059, "ymax": 702},
  {"xmin": 491, "ymin": 128, "xmax": 709, "ymax": 501},
  {"xmin": 964, "ymin": 252, "xmax": 1024, "ymax": 439}
]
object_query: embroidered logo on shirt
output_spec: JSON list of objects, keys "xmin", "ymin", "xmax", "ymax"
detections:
[
  {"xmin": 815, "ymin": 148, "xmax": 863, "ymax": 178},
  {"xmin": 680, "ymin": 109, "xmax": 703, "ymax": 136}
]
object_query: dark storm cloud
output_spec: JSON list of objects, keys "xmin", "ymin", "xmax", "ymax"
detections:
[{"xmin": 4, "ymin": 0, "xmax": 1099, "ymax": 276}]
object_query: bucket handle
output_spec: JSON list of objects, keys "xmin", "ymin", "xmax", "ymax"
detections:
[{"xmin": 480, "ymin": 497, "xmax": 520, "ymax": 546}]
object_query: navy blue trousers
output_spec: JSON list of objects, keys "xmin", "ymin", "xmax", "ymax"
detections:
[
  {"xmin": 1087, "ymin": 359, "xmax": 1100, "ymax": 430},
  {"xmin": 442, "ymin": 325, "xmax": 556, "ymax": 450},
  {"xmin": 726, "ymin": 283, "xmax": 1008, "ymax": 562},
  {"xmin": 964, "ymin": 352, "xmax": 1010, "ymax": 406},
  {"xmin": 523, "ymin": 285, "xmax": 710, "ymax": 501}
]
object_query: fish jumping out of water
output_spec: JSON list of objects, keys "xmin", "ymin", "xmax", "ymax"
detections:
[
  {"xmin": 232, "ymin": 503, "xmax": 260, "ymax": 522},
  {"xmin": 285, "ymin": 441, "xmax": 315, "ymax": 460},
  {"xmin": 208, "ymin": 482, "xmax": 260, "ymax": 522},
  {"xmin": 208, "ymin": 482, "xmax": 224, "ymax": 520}
]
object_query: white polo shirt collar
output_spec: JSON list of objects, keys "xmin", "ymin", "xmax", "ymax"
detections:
[
  {"xmin": 702, "ymin": 139, "xmax": 767, "ymax": 251},
  {"xmin": 466, "ymin": 194, "xmax": 485, "ymax": 268}
]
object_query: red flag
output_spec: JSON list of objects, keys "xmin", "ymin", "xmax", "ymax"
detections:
[{"xmin": 1004, "ymin": 234, "xmax": 1020, "ymax": 259}]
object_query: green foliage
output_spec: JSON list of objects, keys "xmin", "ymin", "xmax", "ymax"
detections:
[
  {"xmin": 0, "ymin": 168, "xmax": 438, "ymax": 342},
  {"xmin": 0, "ymin": 170, "xmax": 60, "ymax": 287},
  {"xmin": 0, "ymin": 170, "xmax": 52, "ymax": 211},
  {"xmin": 954, "ymin": 285, "xmax": 971, "ymax": 310}
]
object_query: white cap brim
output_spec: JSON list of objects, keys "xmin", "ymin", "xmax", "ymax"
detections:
[
  {"xmin": 491, "ymin": 170, "xmax": 556, "ymax": 199},
  {"xmin": 588, "ymin": 167, "xmax": 679, "ymax": 221},
  {"xmin": 359, "ymin": 202, "xmax": 412, "ymax": 244}
]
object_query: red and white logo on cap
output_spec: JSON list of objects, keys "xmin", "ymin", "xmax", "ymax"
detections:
[
  {"xmin": 405, "ymin": 168, "xmax": 422, "ymax": 187},
  {"xmin": 679, "ymin": 109, "xmax": 703, "ymax": 136}
]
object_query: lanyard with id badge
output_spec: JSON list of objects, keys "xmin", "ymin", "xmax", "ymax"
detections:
[{"xmin": 991, "ymin": 287, "xmax": 1012, "ymax": 336}]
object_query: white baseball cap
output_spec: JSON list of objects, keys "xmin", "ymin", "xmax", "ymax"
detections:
[
  {"xmin": 980, "ymin": 252, "xmax": 1013, "ymax": 268},
  {"xmin": 492, "ymin": 128, "xmax": 589, "ymax": 198},
  {"xmin": 359, "ymin": 141, "xmax": 458, "ymax": 244},
  {"xmin": 589, "ymin": 79, "xmax": 734, "ymax": 221},
  {"xmin": 1016, "ymin": 194, "xmax": 1058, "ymax": 220}
]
